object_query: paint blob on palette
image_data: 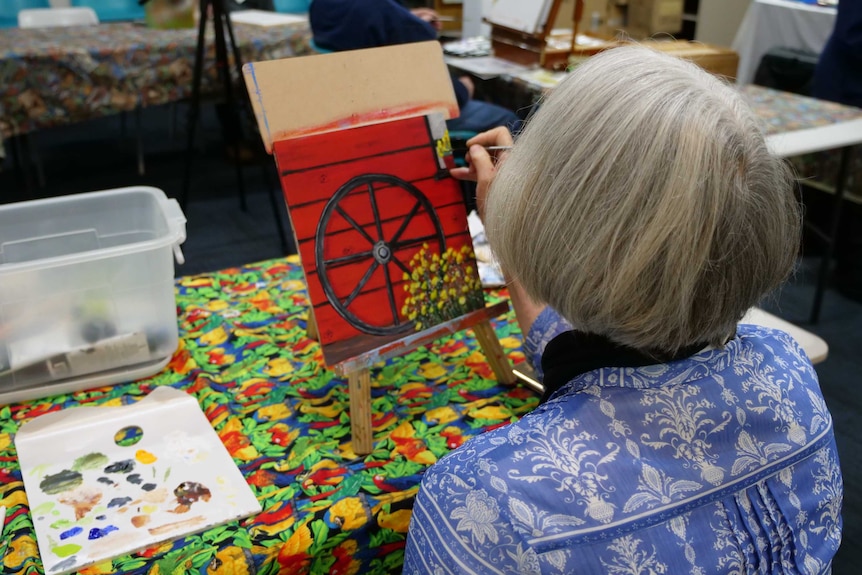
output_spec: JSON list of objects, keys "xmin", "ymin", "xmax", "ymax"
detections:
[{"xmin": 15, "ymin": 387, "xmax": 261, "ymax": 575}]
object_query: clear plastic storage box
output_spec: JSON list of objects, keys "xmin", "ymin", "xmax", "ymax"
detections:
[{"xmin": 0, "ymin": 187, "xmax": 187, "ymax": 405}]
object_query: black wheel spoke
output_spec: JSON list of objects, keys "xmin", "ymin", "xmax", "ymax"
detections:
[
  {"xmin": 342, "ymin": 261, "xmax": 378, "ymax": 309},
  {"xmin": 335, "ymin": 205, "xmax": 376, "ymax": 246},
  {"xmin": 389, "ymin": 201, "xmax": 422, "ymax": 245},
  {"xmin": 323, "ymin": 249, "xmax": 374, "ymax": 268},
  {"xmin": 392, "ymin": 234, "xmax": 442, "ymax": 251},
  {"xmin": 383, "ymin": 262, "xmax": 400, "ymax": 325},
  {"xmin": 391, "ymin": 256, "xmax": 411, "ymax": 276},
  {"xmin": 368, "ymin": 182, "xmax": 385, "ymax": 241}
]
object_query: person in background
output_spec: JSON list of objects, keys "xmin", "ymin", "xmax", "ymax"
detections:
[
  {"xmin": 308, "ymin": 0, "xmax": 521, "ymax": 134},
  {"xmin": 403, "ymin": 46, "xmax": 843, "ymax": 574},
  {"xmin": 812, "ymin": 1, "xmax": 862, "ymax": 107},
  {"xmin": 812, "ymin": 1, "xmax": 862, "ymax": 302}
]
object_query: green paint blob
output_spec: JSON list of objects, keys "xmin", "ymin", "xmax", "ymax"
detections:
[
  {"xmin": 40, "ymin": 469, "xmax": 83, "ymax": 495},
  {"xmin": 50, "ymin": 519, "xmax": 73, "ymax": 530},
  {"xmin": 33, "ymin": 501, "xmax": 55, "ymax": 516},
  {"xmin": 51, "ymin": 510, "xmax": 60, "ymax": 516},
  {"xmin": 72, "ymin": 452, "xmax": 109, "ymax": 472},
  {"xmin": 52, "ymin": 543, "xmax": 82, "ymax": 558},
  {"xmin": 114, "ymin": 425, "xmax": 144, "ymax": 447}
]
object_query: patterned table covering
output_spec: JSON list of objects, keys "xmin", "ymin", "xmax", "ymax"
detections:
[
  {"xmin": 0, "ymin": 256, "xmax": 535, "ymax": 575},
  {"xmin": 0, "ymin": 21, "xmax": 315, "ymax": 139}
]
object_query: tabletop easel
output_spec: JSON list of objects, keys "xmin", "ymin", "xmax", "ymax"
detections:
[
  {"xmin": 178, "ymin": 0, "xmax": 289, "ymax": 252},
  {"xmin": 308, "ymin": 302, "xmax": 516, "ymax": 454},
  {"xmin": 488, "ymin": 0, "xmax": 603, "ymax": 70},
  {"xmin": 242, "ymin": 43, "xmax": 518, "ymax": 455}
]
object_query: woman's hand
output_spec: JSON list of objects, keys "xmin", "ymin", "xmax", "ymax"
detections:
[
  {"xmin": 450, "ymin": 127, "xmax": 514, "ymax": 219},
  {"xmin": 410, "ymin": 8, "xmax": 443, "ymax": 31}
]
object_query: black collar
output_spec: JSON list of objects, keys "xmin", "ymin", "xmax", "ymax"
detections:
[{"xmin": 540, "ymin": 331, "xmax": 708, "ymax": 403}]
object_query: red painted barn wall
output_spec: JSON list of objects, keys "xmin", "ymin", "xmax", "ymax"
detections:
[{"xmin": 274, "ymin": 116, "xmax": 477, "ymax": 357}]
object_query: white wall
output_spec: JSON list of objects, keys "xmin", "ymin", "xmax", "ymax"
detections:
[{"xmin": 695, "ymin": 0, "xmax": 751, "ymax": 47}]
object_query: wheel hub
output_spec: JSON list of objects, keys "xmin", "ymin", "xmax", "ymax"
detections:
[{"xmin": 373, "ymin": 241, "xmax": 392, "ymax": 264}]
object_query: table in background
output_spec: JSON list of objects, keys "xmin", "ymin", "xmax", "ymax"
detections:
[
  {"xmin": 457, "ymin": 66, "xmax": 862, "ymax": 199},
  {"xmin": 0, "ymin": 21, "xmax": 315, "ymax": 139},
  {"xmin": 731, "ymin": 0, "xmax": 837, "ymax": 86},
  {"xmin": 0, "ymin": 256, "xmax": 534, "ymax": 575}
]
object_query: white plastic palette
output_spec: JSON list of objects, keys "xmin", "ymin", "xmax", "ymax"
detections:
[{"xmin": 16, "ymin": 387, "xmax": 261, "ymax": 575}]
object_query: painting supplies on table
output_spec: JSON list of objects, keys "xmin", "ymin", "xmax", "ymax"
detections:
[
  {"xmin": 15, "ymin": 387, "xmax": 261, "ymax": 575},
  {"xmin": 0, "ymin": 332, "xmax": 153, "ymax": 393},
  {"xmin": 442, "ymin": 36, "xmax": 492, "ymax": 57},
  {"xmin": 0, "ymin": 187, "xmax": 186, "ymax": 406}
]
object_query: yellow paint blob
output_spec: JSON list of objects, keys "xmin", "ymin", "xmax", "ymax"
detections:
[
  {"xmin": 142, "ymin": 504, "xmax": 158, "ymax": 514},
  {"xmin": 135, "ymin": 450, "xmax": 157, "ymax": 464}
]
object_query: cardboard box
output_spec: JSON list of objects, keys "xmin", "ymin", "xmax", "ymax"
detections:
[
  {"xmin": 644, "ymin": 40, "xmax": 740, "ymax": 80},
  {"xmin": 627, "ymin": 0, "xmax": 683, "ymax": 35}
]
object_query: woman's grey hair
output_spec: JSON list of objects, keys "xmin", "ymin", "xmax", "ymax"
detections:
[{"xmin": 485, "ymin": 45, "xmax": 800, "ymax": 353}]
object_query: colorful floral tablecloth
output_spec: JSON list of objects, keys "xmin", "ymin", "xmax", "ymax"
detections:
[
  {"xmin": 0, "ymin": 256, "xmax": 535, "ymax": 575},
  {"xmin": 742, "ymin": 84, "xmax": 862, "ymax": 199},
  {"xmin": 0, "ymin": 21, "xmax": 315, "ymax": 139}
]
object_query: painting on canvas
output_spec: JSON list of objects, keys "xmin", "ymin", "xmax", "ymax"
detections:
[
  {"xmin": 15, "ymin": 387, "xmax": 261, "ymax": 575},
  {"xmin": 276, "ymin": 113, "xmax": 485, "ymax": 367}
]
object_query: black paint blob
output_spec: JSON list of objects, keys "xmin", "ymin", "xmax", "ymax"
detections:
[
  {"xmin": 107, "ymin": 497, "xmax": 132, "ymax": 508},
  {"xmin": 104, "ymin": 460, "xmax": 135, "ymax": 474}
]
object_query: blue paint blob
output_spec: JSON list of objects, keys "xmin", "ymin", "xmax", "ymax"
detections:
[
  {"xmin": 97, "ymin": 477, "xmax": 115, "ymax": 486},
  {"xmin": 107, "ymin": 497, "xmax": 132, "ymax": 508},
  {"xmin": 141, "ymin": 483, "xmax": 157, "ymax": 492},
  {"xmin": 126, "ymin": 473, "xmax": 143, "ymax": 485},
  {"xmin": 96, "ymin": 515, "xmax": 106, "ymax": 521},
  {"xmin": 88, "ymin": 525, "xmax": 118, "ymax": 540},
  {"xmin": 59, "ymin": 527, "xmax": 83, "ymax": 540}
]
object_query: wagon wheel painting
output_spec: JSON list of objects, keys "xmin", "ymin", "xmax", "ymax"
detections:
[{"xmin": 315, "ymin": 174, "xmax": 446, "ymax": 336}]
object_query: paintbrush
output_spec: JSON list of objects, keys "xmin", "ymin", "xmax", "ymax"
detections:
[{"xmin": 450, "ymin": 145, "xmax": 513, "ymax": 155}]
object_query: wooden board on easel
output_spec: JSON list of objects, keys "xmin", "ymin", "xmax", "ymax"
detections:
[
  {"xmin": 486, "ymin": 0, "xmax": 615, "ymax": 70},
  {"xmin": 243, "ymin": 42, "xmax": 516, "ymax": 455}
]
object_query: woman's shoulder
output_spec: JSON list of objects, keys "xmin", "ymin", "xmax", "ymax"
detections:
[{"xmin": 421, "ymin": 322, "xmax": 835, "ymax": 540}]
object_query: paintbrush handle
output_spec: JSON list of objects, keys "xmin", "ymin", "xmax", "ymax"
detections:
[{"xmin": 451, "ymin": 145, "xmax": 513, "ymax": 154}]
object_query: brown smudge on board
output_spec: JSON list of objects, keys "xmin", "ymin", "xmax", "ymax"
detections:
[
  {"xmin": 57, "ymin": 486, "xmax": 103, "ymax": 520},
  {"xmin": 147, "ymin": 515, "xmax": 206, "ymax": 536}
]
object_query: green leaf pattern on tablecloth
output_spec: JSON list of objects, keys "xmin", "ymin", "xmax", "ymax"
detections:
[{"xmin": 0, "ymin": 256, "xmax": 534, "ymax": 575}]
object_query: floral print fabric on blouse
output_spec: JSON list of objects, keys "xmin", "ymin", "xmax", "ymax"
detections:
[{"xmin": 404, "ymin": 312, "xmax": 843, "ymax": 575}]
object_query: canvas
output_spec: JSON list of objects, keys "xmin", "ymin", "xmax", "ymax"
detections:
[
  {"xmin": 486, "ymin": 0, "xmax": 555, "ymax": 34},
  {"xmin": 276, "ymin": 114, "xmax": 486, "ymax": 367},
  {"xmin": 15, "ymin": 387, "xmax": 261, "ymax": 575}
]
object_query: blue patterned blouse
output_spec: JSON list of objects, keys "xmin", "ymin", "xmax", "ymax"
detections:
[{"xmin": 404, "ymin": 308, "xmax": 843, "ymax": 574}]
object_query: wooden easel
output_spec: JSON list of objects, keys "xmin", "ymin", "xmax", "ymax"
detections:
[
  {"xmin": 488, "ymin": 0, "xmax": 607, "ymax": 70},
  {"xmin": 306, "ymin": 302, "xmax": 515, "ymax": 454},
  {"xmin": 243, "ymin": 43, "xmax": 517, "ymax": 456}
]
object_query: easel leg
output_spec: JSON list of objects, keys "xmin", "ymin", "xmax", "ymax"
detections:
[
  {"xmin": 306, "ymin": 307, "xmax": 319, "ymax": 341},
  {"xmin": 472, "ymin": 320, "xmax": 516, "ymax": 385},
  {"xmin": 213, "ymin": 3, "xmax": 247, "ymax": 212},
  {"xmin": 179, "ymin": 0, "xmax": 209, "ymax": 213},
  {"xmin": 347, "ymin": 368, "xmax": 373, "ymax": 455}
]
